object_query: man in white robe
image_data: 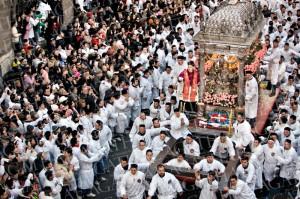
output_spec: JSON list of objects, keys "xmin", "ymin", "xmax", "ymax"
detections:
[
  {"xmin": 165, "ymin": 153, "xmax": 191, "ymax": 169},
  {"xmin": 193, "ymin": 152, "xmax": 225, "ymax": 174},
  {"xmin": 160, "ymin": 102, "xmax": 174, "ymax": 122},
  {"xmin": 170, "ymin": 108, "xmax": 190, "ymax": 140},
  {"xmin": 77, "ymin": 144, "xmax": 103, "ymax": 198},
  {"xmin": 120, "ymin": 164, "xmax": 146, "ymax": 199},
  {"xmin": 138, "ymin": 149, "xmax": 155, "ymax": 173},
  {"xmin": 263, "ymin": 39, "xmax": 281, "ymax": 97},
  {"xmin": 129, "ymin": 112, "xmax": 153, "ymax": 141},
  {"xmin": 131, "ymin": 124, "xmax": 152, "ymax": 149},
  {"xmin": 44, "ymin": 170, "xmax": 62, "ymax": 199},
  {"xmin": 159, "ymin": 66, "xmax": 176, "ymax": 94},
  {"xmin": 113, "ymin": 157, "xmax": 129, "ymax": 198},
  {"xmin": 150, "ymin": 131, "xmax": 170, "ymax": 157},
  {"xmin": 114, "ymin": 90, "xmax": 134, "ymax": 134},
  {"xmin": 245, "ymin": 71, "xmax": 259, "ymax": 128},
  {"xmin": 129, "ymin": 78, "xmax": 143, "ymax": 120},
  {"xmin": 223, "ymin": 175, "xmax": 256, "ymax": 199},
  {"xmin": 147, "ymin": 164, "xmax": 183, "ymax": 199},
  {"xmin": 236, "ymin": 155, "xmax": 256, "ymax": 190},
  {"xmin": 275, "ymin": 139, "xmax": 298, "ymax": 180},
  {"xmin": 251, "ymin": 137, "xmax": 264, "ymax": 189},
  {"xmin": 210, "ymin": 132, "xmax": 235, "ymax": 159},
  {"xmin": 195, "ymin": 170, "xmax": 219, "ymax": 199},
  {"xmin": 140, "ymin": 70, "xmax": 153, "ymax": 110},
  {"xmin": 183, "ymin": 134, "xmax": 200, "ymax": 156},
  {"xmin": 129, "ymin": 140, "xmax": 149, "ymax": 164},
  {"xmin": 232, "ymin": 113, "xmax": 254, "ymax": 149},
  {"xmin": 149, "ymin": 99, "xmax": 161, "ymax": 119},
  {"xmin": 263, "ymin": 139, "xmax": 281, "ymax": 182}
]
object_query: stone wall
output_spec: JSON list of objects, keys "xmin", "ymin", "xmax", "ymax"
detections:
[
  {"xmin": 0, "ymin": 0, "xmax": 13, "ymax": 75},
  {"xmin": 62, "ymin": 0, "xmax": 74, "ymax": 27}
]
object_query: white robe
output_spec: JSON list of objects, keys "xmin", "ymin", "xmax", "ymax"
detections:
[
  {"xmin": 149, "ymin": 103, "xmax": 161, "ymax": 119},
  {"xmin": 79, "ymin": 115, "xmax": 93, "ymax": 134},
  {"xmin": 98, "ymin": 125, "xmax": 113, "ymax": 147},
  {"xmin": 114, "ymin": 164, "xmax": 127, "ymax": 197},
  {"xmin": 114, "ymin": 96, "xmax": 134, "ymax": 133},
  {"xmin": 193, "ymin": 159, "xmax": 225, "ymax": 173},
  {"xmin": 276, "ymin": 147, "xmax": 298, "ymax": 180},
  {"xmin": 159, "ymin": 71, "xmax": 176, "ymax": 93},
  {"xmin": 262, "ymin": 144, "xmax": 281, "ymax": 182},
  {"xmin": 251, "ymin": 145, "xmax": 264, "ymax": 189},
  {"xmin": 245, "ymin": 77, "xmax": 258, "ymax": 119},
  {"xmin": 129, "ymin": 116, "xmax": 153, "ymax": 141},
  {"xmin": 120, "ymin": 171, "xmax": 146, "ymax": 199},
  {"xmin": 159, "ymin": 108, "xmax": 173, "ymax": 121},
  {"xmin": 170, "ymin": 113, "xmax": 190, "ymax": 140},
  {"xmin": 264, "ymin": 47, "xmax": 281, "ymax": 85},
  {"xmin": 129, "ymin": 85, "xmax": 143, "ymax": 120},
  {"xmin": 232, "ymin": 120, "xmax": 254, "ymax": 148},
  {"xmin": 77, "ymin": 152, "xmax": 102, "ymax": 189},
  {"xmin": 132, "ymin": 132, "xmax": 152, "ymax": 149},
  {"xmin": 195, "ymin": 178, "xmax": 218, "ymax": 199},
  {"xmin": 183, "ymin": 140, "xmax": 200, "ymax": 156},
  {"xmin": 150, "ymin": 135, "xmax": 170, "ymax": 157},
  {"xmin": 106, "ymin": 103, "xmax": 118, "ymax": 128},
  {"xmin": 236, "ymin": 163, "xmax": 256, "ymax": 191},
  {"xmin": 249, "ymin": 154, "xmax": 263, "ymax": 189},
  {"xmin": 148, "ymin": 172, "xmax": 183, "ymax": 199},
  {"xmin": 165, "ymin": 159, "xmax": 191, "ymax": 169},
  {"xmin": 140, "ymin": 77, "xmax": 153, "ymax": 109},
  {"xmin": 226, "ymin": 179, "xmax": 256, "ymax": 199},
  {"xmin": 129, "ymin": 147, "xmax": 149, "ymax": 164},
  {"xmin": 44, "ymin": 178, "xmax": 62, "ymax": 199},
  {"xmin": 210, "ymin": 136, "xmax": 235, "ymax": 158}
]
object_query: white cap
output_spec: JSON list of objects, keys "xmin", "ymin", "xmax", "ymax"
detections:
[
  {"xmin": 51, "ymin": 104, "xmax": 59, "ymax": 112},
  {"xmin": 59, "ymin": 96, "xmax": 68, "ymax": 103}
]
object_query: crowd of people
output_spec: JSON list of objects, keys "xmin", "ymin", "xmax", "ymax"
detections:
[{"xmin": 1, "ymin": 0, "xmax": 300, "ymax": 198}]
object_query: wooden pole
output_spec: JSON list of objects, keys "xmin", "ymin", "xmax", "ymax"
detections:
[
  {"xmin": 238, "ymin": 56, "xmax": 245, "ymax": 107},
  {"xmin": 198, "ymin": 47, "xmax": 205, "ymax": 102}
]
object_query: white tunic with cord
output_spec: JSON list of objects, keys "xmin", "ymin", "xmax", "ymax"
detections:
[
  {"xmin": 114, "ymin": 164, "xmax": 127, "ymax": 198},
  {"xmin": 262, "ymin": 144, "xmax": 281, "ymax": 182},
  {"xmin": 232, "ymin": 120, "xmax": 254, "ymax": 148},
  {"xmin": 193, "ymin": 159, "xmax": 225, "ymax": 173},
  {"xmin": 120, "ymin": 171, "xmax": 146, "ymax": 199},
  {"xmin": 77, "ymin": 152, "xmax": 103, "ymax": 190},
  {"xmin": 183, "ymin": 140, "xmax": 200, "ymax": 156},
  {"xmin": 225, "ymin": 179, "xmax": 256, "ymax": 199},
  {"xmin": 245, "ymin": 76, "xmax": 258, "ymax": 119},
  {"xmin": 195, "ymin": 178, "xmax": 219, "ymax": 199},
  {"xmin": 148, "ymin": 172, "xmax": 183, "ymax": 199},
  {"xmin": 236, "ymin": 163, "xmax": 257, "ymax": 191},
  {"xmin": 275, "ymin": 147, "xmax": 298, "ymax": 180},
  {"xmin": 170, "ymin": 113, "xmax": 190, "ymax": 140}
]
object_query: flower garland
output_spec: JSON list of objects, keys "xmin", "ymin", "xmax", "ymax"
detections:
[
  {"xmin": 203, "ymin": 92, "xmax": 238, "ymax": 107},
  {"xmin": 244, "ymin": 45, "xmax": 268, "ymax": 73}
]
